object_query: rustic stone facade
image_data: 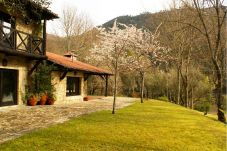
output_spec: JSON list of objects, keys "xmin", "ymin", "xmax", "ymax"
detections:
[
  {"xmin": 0, "ymin": 1, "xmax": 58, "ymax": 107},
  {"xmin": 52, "ymin": 71, "xmax": 87, "ymax": 104},
  {"xmin": 0, "ymin": 16, "xmax": 42, "ymax": 106},
  {"xmin": 0, "ymin": 56, "xmax": 90, "ymax": 106},
  {"xmin": 0, "ymin": 54, "xmax": 33, "ymax": 105}
]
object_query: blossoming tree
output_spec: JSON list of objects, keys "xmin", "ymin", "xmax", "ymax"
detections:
[
  {"xmin": 126, "ymin": 24, "xmax": 169, "ymax": 103},
  {"xmin": 89, "ymin": 20, "xmax": 132, "ymax": 114},
  {"xmin": 89, "ymin": 20, "xmax": 168, "ymax": 113}
]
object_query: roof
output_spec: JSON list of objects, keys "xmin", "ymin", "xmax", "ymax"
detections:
[
  {"xmin": 46, "ymin": 52, "xmax": 112, "ymax": 75},
  {"xmin": 32, "ymin": 5, "xmax": 58, "ymax": 20},
  {"xmin": 0, "ymin": 0, "xmax": 58, "ymax": 20},
  {"xmin": 24, "ymin": 0, "xmax": 59, "ymax": 20}
]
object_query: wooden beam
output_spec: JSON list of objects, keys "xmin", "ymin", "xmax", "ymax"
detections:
[
  {"xmin": 84, "ymin": 74, "xmax": 90, "ymax": 81},
  {"xmin": 60, "ymin": 70, "xmax": 68, "ymax": 80},
  {"xmin": 105, "ymin": 75, "xmax": 109, "ymax": 97},
  {"xmin": 42, "ymin": 19, "xmax": 47, "ymax": 55},
  {"xmin": 28, "ymin": 60, "xmax": 43, "ymax": 76},
  {"xmin": 0, "ymin": 71, "xmax": 2, "ymax": 106},
  {"xmin": 98, "ymin": 75, "xmax": 105, "ymax": 80},
  {"xmin": 0, "ymin": 46, "xmax": 47, "ymax": 59}
]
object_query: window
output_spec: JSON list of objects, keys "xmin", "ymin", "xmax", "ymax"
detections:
[
  {"xmin": 0, "ymin": 11, "xmax": 14, "ymax": 33},
  {"xmin": 66, "ymin": 77, "xmax": 80, "ymax": 96},
  {"xmin": 0, "ymin": 69, "xmax": 18, "ymax": 107},
  {"xmin": 0, "ymin": 11, "xmax": 15, "ymax": 48}
]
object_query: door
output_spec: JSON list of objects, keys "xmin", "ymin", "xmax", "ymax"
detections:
[{"xmin": 0, "ymin": 69, "xmax": 18, "ymax": 106}]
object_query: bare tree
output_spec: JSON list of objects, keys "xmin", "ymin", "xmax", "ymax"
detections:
[
  {"xmin": 180, "ymin": 0, "xmax": 226, "ymax": 122},
  {"xmin": 58, "ymin": 6, "xmax": 93, "ymax": 52}
]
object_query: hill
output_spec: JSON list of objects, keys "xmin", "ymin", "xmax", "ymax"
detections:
[
  {"xmin": 102, "ymin": 13, "xmax": 152, "ymax": 29},
  {"xmin": 46, "ymin": 12, "xmax": 160, "ymax": 55},
  {"xmin": 46, "ymin": 34, "xmax": 65, "ymax": 55}
]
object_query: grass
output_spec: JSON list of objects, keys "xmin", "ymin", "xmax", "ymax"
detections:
[{"xmin": 0, "ymin": 100, "xmax": 226, "ymax": 151}]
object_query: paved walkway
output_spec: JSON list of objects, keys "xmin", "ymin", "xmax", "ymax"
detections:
[{"xmin": 0, "ymin": 97, "xmax": 136, "ymax": 144}]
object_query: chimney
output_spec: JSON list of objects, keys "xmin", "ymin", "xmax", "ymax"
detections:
[{"xmin": 64, "ymin": 51, "xmax": 78, "ymax": 62}]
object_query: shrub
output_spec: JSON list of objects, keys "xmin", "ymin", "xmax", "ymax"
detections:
[
  {"xmin": 194, "ymin": 98, "xmax": 211, "ymax": 113},
  {"xmin": 157, "ymin": 96, "xmax": 169, "ymax": 102},
  {"xmin": 26, "ymin": 63, "xmax": 56, "ymax": 101}
]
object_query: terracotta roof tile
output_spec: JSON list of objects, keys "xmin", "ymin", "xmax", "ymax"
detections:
[{"xmin": 47, "ymin": 52, "xmax": 112, "ymax": 75}]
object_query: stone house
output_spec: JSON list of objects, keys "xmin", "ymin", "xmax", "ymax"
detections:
[
  {"xmin": 0, "ymin": 1, "xmax": 58, "ymax": 107},
  {"xmin": 47, "ymin": 52, "xmax": 112, "ymax": 104},
  {"xmin": 0, "ymin": 1, "xmax": 111, "ymax": 107}
]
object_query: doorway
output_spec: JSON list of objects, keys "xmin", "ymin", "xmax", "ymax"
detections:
[{"xmin": 0, "ymin": 69, "xmax": 18, "ymax": 106}]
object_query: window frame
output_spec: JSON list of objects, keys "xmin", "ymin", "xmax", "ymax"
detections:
[{"xmin": 66, "ymin": 76, "xmax": 81, "ymax": 96}]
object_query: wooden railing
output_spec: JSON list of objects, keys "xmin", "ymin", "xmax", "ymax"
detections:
[{"xmin": 0, "ymin": 25, "xmax": 45, "ymax": 57}]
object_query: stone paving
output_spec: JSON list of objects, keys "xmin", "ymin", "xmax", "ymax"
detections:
[{"xmin": 0, "ymin": 97, "xmax": 136, "ymax": 144}]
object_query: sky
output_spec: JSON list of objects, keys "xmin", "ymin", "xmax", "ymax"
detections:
[
  {"xmin": 47, "ymin": 0, "xmax": 227, "ymax": 34},
  {"xmin": 47, "ymin": 0, "xmax": 173, "ymax": 33}
]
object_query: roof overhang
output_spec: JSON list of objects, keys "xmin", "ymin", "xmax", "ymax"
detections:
[
  {"xmin": 46, "ymin": 52, "xmax": 113, "ymax": 76},
  {"xmin": 0, "ymin": 0, "xmax": 59, "ymax": 20}
]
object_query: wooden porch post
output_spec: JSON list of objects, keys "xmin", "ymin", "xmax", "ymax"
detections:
[
  {"xmin": 105, "ymin": 75, "xmax": 108, "ymax": 97},
  {"xmin": 42, "ymin": 19, "xmax": 47, "ymax": 55}
]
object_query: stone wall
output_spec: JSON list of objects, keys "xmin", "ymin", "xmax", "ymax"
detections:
[
  {"xmin": 16, "ymin": 19, "xmax": 33, "ymax": 35},
  {"xmin": 16, "ymin": 19, "xmax": 42, "ymax": 37},
  {"xmin": 0, "ymin": 54, "xmax": 32, "ymax": 105},
  {"xmin": 52, "ymin": 71, "xmax": 87, "ymax": 104}
]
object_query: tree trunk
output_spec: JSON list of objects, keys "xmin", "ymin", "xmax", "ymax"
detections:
[
  {"xmin": 191, "ymin": 87, "xmax": 194, "ymax": 109},
  {"xmin": 191, "ymin": 0, "xmax": 226, "ymax": 123},
  {"xmin": 213, "ymin": 59, "xmax": 226, "ymax": 123},
  {"xmin": 177, "ymin": 68, "xmax": 181, "ymax": 105},
  {"xmin": 146, "ymin": 89, "xmax": 149, "ymax": 100},
  {"xmin": 166, "ymin": 75, "xmax": 169, "ymax": 99},
  {"xmin": 185, "ymin": 46, "xmax": 191, "ymax": 108},
  {"xmin": 185, "ymin": 72, "xmax": 189, "ymax": 108},
  {"xmin": 140, "ymin": 71, "xmax": 145, "ymax": 103},
  {"xmin": 112, "ymin": 59, "xmax": 118, "ymax": 114}
]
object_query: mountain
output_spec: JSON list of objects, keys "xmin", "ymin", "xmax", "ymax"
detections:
[
  {"xmin": 46, "ymin": 11, "xmax": 165, "ymax": 55},
  {"xmin": 101, "ymin": 11, "xmax": 167, "ymax": 33},
  {"xmin": 102, "ymin": 13, "xmax": 152, "ymax": 29}
]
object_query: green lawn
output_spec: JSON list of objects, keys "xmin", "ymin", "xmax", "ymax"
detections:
[{"xmin": 0, "ymin": 100, "xmax": 226, "ymax": 151}]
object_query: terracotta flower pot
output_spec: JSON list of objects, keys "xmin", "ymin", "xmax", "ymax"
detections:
[
  {"xmin": 46, "ymin": 98, "xmax": 55, "ymax": 105},
  {"xmin": 83, "ymin": 96, "xmax": 89, "ymax": 101},
  {"xmin": 40, "ymin": 94, "xmax": 48, "ymax": 105},
  {"xmin": 27, "ymin": 96, "xmax": 37, "ymax": 106}
]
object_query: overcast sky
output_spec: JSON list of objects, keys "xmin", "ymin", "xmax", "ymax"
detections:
[
  {"xmin": 47, "ymin": 0, "xmax": 173, "ymax": 33},
  {"xmin": 47, "ymin": 0, "xmax": 227, "ymax": 34}
]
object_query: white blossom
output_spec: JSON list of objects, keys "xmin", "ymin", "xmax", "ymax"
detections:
[{"xmin": 87, "ymin": 21, "xmax": 170, "ymax": 73}]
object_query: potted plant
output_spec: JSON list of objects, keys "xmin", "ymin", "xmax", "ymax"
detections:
[
  {"xmin": 46, "ymin": 97, "xmax": 55, "ymax": 105},
  {"xmin": 39, "ymin": 92, "xmax": 48, "ymax": 105},
  {"xmin": 25, "ymin": 62, "xmax": 55, "ymax": 105},
  {"xmin": 46, "ymin": 93, "xmax": 56, "ymax": 105},
  {"xmin": 33, "ymin": 63, "xmax": 56, "ymax": 105},
  {"xmin": 83, "ymin": 96, "xmax": 90, "ymax": 101},
  {"xmin": 27, "ymin": 95, "xmax": 38, "ymax": 106},
  {"xmin": 24, "ymin": 86, "xmax": 37, "ymax": 106}
]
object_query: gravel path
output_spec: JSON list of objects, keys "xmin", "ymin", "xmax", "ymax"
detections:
[{"xmin": 0, "ymin": 97, "xmax": 135, "ymax": 144}]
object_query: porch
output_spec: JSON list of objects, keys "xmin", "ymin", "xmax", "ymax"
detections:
[{"xmin": 0, "ymin": 24, "xmax": 46, "ymax": 59}]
